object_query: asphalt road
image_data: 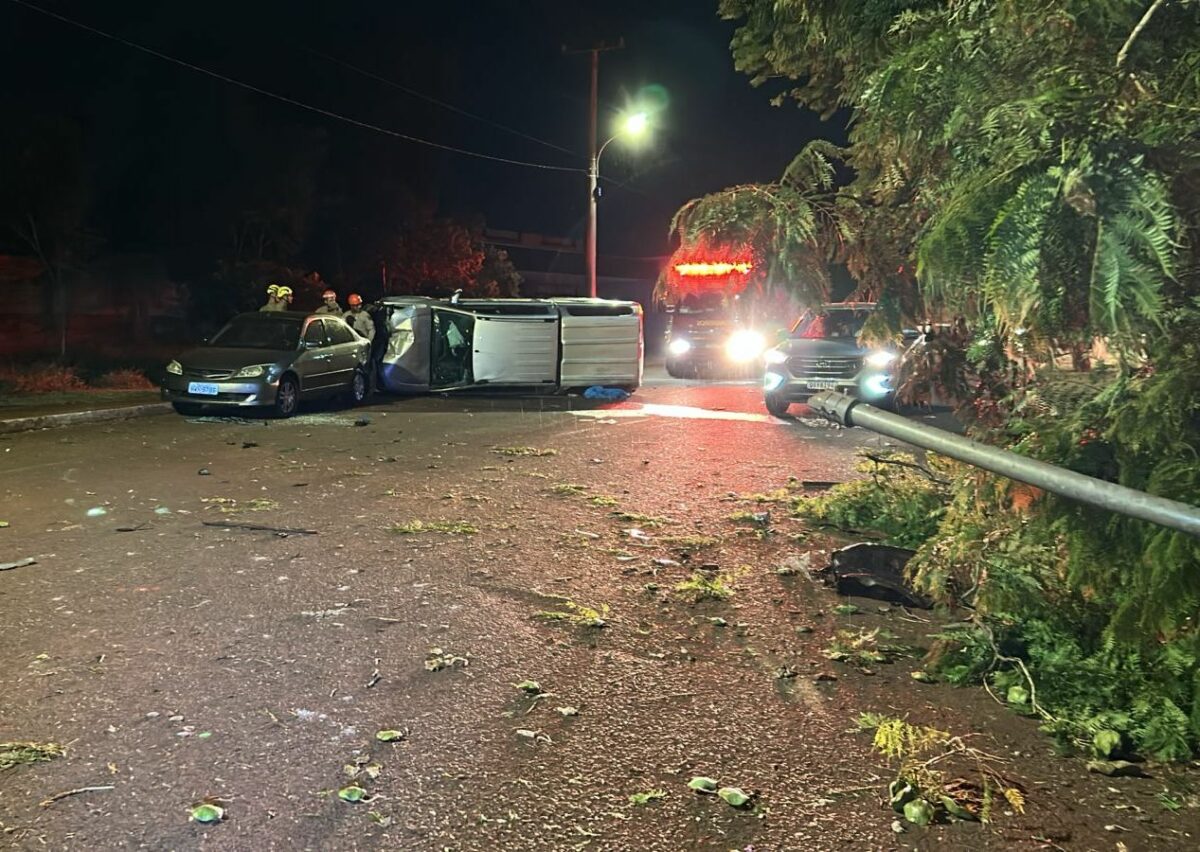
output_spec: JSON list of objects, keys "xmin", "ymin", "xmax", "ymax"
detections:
[{"xmin": 2, "ymin": 371, "xmax": 1187, "ymax": 850}]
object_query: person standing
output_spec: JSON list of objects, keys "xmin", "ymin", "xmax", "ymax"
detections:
[
  {"xmin": 260, "ymin": 284, "xmax": 285, "ymax": 311},
  {"xmin": 343, "ymin": 294, "xmax": 374, "ymax": 341},
  {"xmin": 315, "ymin": 289, "xmax": 342, "ymax": 314}
]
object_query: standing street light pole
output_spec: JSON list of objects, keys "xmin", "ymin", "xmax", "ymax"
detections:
[
  {"xmin": 566, "ymin": 39, "xmax": 624, "ymax": 298},
  {"xmin": 587, "ymin": 110, "xmax": 650, "ymax": 298}
]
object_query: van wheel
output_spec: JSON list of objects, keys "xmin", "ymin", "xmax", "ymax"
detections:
[
  {"xmin": 273, "ymin": 376, "xmax": 299, "ymax": 418},
  {"xmin": 172, "ymin": 402, "xmax": 204, "ymax": 417},
  {"xmin": 765, "ymin": 393, "xmax": 791, "ymax": 417}
]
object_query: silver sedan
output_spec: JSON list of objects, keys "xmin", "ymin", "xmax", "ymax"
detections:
[{"xmin": 161, "ymin": 312, "xmax": 372, "ymax": 417}]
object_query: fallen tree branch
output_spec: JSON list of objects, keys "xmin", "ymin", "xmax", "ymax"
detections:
[
  {"xmin": 39, "ymin": 786, "xmax": 115, "ymax": 807},
  {"xmin": 863, "ymin": 452, "xmax": 950, "ymax": 485},
  {"xmin": 201, "ymin": 521, "xmax": 318, "ymax": 536},
  {"xmin": 1116, "ymin": 0, "xmax": 1167, "ymax": 70}
]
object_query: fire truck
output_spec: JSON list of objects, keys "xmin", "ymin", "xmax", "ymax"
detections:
[{"xmin": 656, "ymin": 245, "xmax": 789, "ymax": 378}]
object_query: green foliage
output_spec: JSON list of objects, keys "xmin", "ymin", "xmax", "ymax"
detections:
[
  {"xmin": 701, "ymin": 0, "xmax": 1200, "ymax": 762},
  {"xmin": 790, "ymin": 452, "xmax": 949, "ymax": 547},
  {"xmin": 674, "ymin": 572, "xmax": 735, "ymax": 602}
]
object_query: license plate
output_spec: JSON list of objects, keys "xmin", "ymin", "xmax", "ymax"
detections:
[
  {"xmin": 805, "ymin": 379, "xmax": 839, "ymax": 391},
  {"xmin": 187, "ymin": 382, "xmax": 220, "ymax": 396}
]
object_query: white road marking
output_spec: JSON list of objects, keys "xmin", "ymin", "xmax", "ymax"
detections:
[{"xmin": 569, "ymin": 403, "xmax": 787, "ymax": 425}]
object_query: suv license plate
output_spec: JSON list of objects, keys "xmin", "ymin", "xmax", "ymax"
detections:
[
  {"xmin": 805, "ymin": 379, "xmax": 839, "ymax": 391},
  {"xmin": 187, "ymin": 382, "xmax": 220, "ymax": 396}
]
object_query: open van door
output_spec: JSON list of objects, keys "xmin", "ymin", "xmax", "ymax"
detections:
[
  {"xmin": 471, "ymin": 313, "xmax": 559, "ymax": 385},
  {"xmin": 430, "ymin": 308, "xmax": 477, "ymax": 390}
]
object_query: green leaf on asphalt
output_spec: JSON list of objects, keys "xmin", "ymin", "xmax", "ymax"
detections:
[
  {"xmin": 687, "ymin": 776, "xmax": 719, "ymax": 793},
  {"xmin": 903, "ymin": 798, "xmax": 935, "ymax": 826},
  {"xmin": 375, "ymin": 729, "xmax": 406, "ymax": 742},
  {"xmin": 910, "ymin": 670, "xmax": 936, "ymax": 683},
  {"xmin": 833, "ymin": 604, "xmax": 860, "ymax": 615},
  {"xmin": 514, "ymin": 680, "xmax": 543, "ymax": 695},
  {"xmin": 628, "ymin": 789, "xmax": 667, "ymax": 806},
  {"xmin": 709, "ymin": 617, "xmax": 728, "ymax": 627},
  {"xmin": 338, "ymin": 785, "xmax": 368, "ymax": 803},
  {"xmin": 555, "ymin": 706, "xmax": 579, "ymax": 717},
  {"xmin": 363, "ymin": 763, "xmax": 383, "ymax": 780},
  {"xmin": 0, "ymin": 521, "xmax": 9, "ymax": 528},
  {"xmin": 189, "ymin": 803, "xmax": 224, "ymax": 823},
  {"xmin": 717, "ymin": 787, "xmax": 752, "ymax": 808}
]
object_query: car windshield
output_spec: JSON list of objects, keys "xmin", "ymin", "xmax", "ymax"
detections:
[
  {"xmin": 210, "ymin": 316, "xmax": 302, "ymax": 350},
  {"xmin": 790, "ymin": 309, "xmax": 872, "ymax": 340}
]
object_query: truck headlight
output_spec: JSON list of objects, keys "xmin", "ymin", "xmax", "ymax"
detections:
[
  {"xmin": 725, "ymin": 330, "xmax": 766, "ymax": 363},
  {"xmin": 667, "ymin": 338, "xmax": 692, "ymax": 356},
  {"xmin": 232, "ymin": 364, "xmax": 272, "ymax": 379},
  {"xmin": 865, "ymin": 351, "xmax": 897, "ymax": 368},
  {"xmin": 166, "ymin": 360, "xmax": 183, "ymax": 375},
  {"xmin": 763, "ymin": 349, "xmax": 787, "ymax": 365}
]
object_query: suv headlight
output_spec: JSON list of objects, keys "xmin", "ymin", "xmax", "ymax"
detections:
[
  {"xmin": 865, "ymin": 351, "xmax": 897, "ymax": 368},
  {"xmin": 166, "ymin": 360, "xmax": 183, "ymax": 375},
  {"xmin": 667, "ymin": 338, "xmax": 692, "ymax": 356},
  {"xmin": 232, "ymin": 364, "xmax": 273, "ymax": 379},
  {"xmin": 763, "ymin": 349, "xmax": 787, "ymax": 365}
]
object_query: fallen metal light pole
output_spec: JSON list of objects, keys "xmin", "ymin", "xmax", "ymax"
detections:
[{"xmin": 807, "ymin": 390, "xmax": 1200, "ymax": 539}]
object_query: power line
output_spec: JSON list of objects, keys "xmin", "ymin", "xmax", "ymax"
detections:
[
  {"xmin": 300, "ymin": 45, "xmax": 579, "ymax": 159},
  {"xmin": 8, "ymin": 0, "xmax": 586, "ymax": 174}
]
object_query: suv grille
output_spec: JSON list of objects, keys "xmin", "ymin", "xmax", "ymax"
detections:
[{"xmin": 786, "ymin": 356, "xmax": 861, "ymax": 379}]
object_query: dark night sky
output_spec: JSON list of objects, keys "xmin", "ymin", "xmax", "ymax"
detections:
[{"xmin": 2, "ymin": 0, "xmax": 840, "ymax": 278}]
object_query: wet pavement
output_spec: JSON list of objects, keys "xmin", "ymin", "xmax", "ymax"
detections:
[{"xmin": 1, "ymin": 370, "xmax": 1194, "ymax": 850}]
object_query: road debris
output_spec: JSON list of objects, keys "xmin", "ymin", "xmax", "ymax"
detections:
[
  {"xmin": 0, "ymin": 557, "xmax": 37, "ymax": 572},
  {"xmin": 820, "ymin": 543, "xmax": 931, "ymax": 608},
  {"xmin": 200, "ymin": 521, "xmax": 318, "ymax": 536},
  {"xmin": 688, "ymin": 777, "xmax": 719, "ymax": 793},
  {"xmin": 375, "ymin": 729, "xmax": 407, "ymax": 742},
  {"xmin": 40, "ymin": 786, "xmax": 115, "ymax": 808},
  {"xmin": 0, "ymin": 741, "xmax": 63, "ymax": 769},
  {"xmin": 188, "ymin": 802, "xmax": 226, "ymax": 823}
]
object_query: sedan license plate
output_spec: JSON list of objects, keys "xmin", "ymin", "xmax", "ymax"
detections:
[
  {"xmin": 187, "ymin": 382, "xmax": 220, "ymax": 396},
  {"xmin": 805, "ymin": 379, "xmax": 839, "ymax": 391}
]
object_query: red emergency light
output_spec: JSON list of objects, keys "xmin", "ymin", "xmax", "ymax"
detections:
[{"xmin": 673, "ymin": 261, "xmax": 753, "ymax": 277}]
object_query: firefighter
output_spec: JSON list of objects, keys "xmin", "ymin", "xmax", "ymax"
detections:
[
  {"xmin": 343, "ymin": 293, "xmax": 374, "ymax": 341},
  {"xmin": 260, "ymin": 283, "xmax": 285, "ymax": 311},
  {"xmin": 315, "ymin": 288, "xmax": 342, "ymax": 314}
]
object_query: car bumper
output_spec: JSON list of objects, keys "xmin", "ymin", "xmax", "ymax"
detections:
[
  {"xmin": 161, "ymin": 375, "xmax": 279, "ymax": 407},
  {"xmin": 763, "ymin": 370, "xmax": 893, "ymax": 403}
]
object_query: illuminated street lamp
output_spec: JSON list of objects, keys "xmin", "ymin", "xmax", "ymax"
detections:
[{"xmin": 586, "ymin": 111, "xmax": 649, "ymax": 298}]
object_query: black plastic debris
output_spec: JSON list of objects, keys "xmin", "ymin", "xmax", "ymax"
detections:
[{"xmin": 823, "ymin": 543, "xmax": 932, "ymax": 609}]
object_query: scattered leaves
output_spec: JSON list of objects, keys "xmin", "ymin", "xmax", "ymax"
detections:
[
  {"xmin": 375, "ymin": 729, "xmax": 407, "ymax": 743},
  {"xmin": 675, "ymin": 572, "xmax": 734, "ymax": 602},
  {"xmin": 188, "ymin": 803, "xmax": 225, "ymax": 823},
  {"xmin": 535, "ymin": 601, "xmax": 609, "ymax": 628},
  {"xmin": 514, "ymin": 680, "xmax": 544, "ymax": 695},
  {"xmin": 391, "ymin": 520, "xmax": 478, "ymax": 535},
  {"xmin": 338, "ymin": 785, "xmax": 368, "ymax": 803},
  {"xmin": 628, "ymin": 789, "xmax": 667, "ymax": 806},
  {"xmin": 0, "ymin": 741, "xmax": 64, "ymax": 770},
  {"xmin": 717, "ymin": 786, "xmax": 753, "ymax": 808},
  {"xmin": 688, "ymin": 777, "xmax": 719, "ymax": 793},
  {"xmin": 424, "ymin": 648, "xmax": 468, "ymax": 672},
  {"xmin": 492, "ymin": 446, "xmax": 558, "ymax": 457}
]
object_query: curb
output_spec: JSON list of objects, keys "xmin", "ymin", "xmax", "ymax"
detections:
[{"xmin": 0, "ymin": 403, "xmax": 173, "ymax": 435}]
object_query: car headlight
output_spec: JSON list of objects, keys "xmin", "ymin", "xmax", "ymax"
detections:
[
  {"xmin": 865, "ymin": 351, "xmax": 897, "ymax": 368},
  {"xmin": 166, "ymin": 360, "xmax": 183, "ymax": 375},
  {"xmin": 725, "ymin": 330, "xmax": 767, "ymax": 363},
  {"xmin": 763, "ymin": 371, "xmax": 786, "ymax": 392},
  {"xmin": 763, "ymin": 348, "xmax": 788, "ymax": 365},
  {"xmin": 667, "ymin": 338, "xmax": 692, "ymax": 356},
  {"xmin": 232, "ymin": 364, "xmax": 272, "ymax": 379}
]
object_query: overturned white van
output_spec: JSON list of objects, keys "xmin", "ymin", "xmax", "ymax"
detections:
[{"xmin": 373, "ymin": 296, "xmax": 644, "ymax": 394}]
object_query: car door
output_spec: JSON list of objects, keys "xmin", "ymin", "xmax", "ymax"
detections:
[
  {"xmin": 429, "ymin": 308, "xmax": 476, "ymax": 389},
  {"xmin": 296, "ymin": 318, "xmax": 333, "ymax": 392},
  {"xmin": 324, "ymin": 318, "xmax": 363, "ymax": 388}
]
